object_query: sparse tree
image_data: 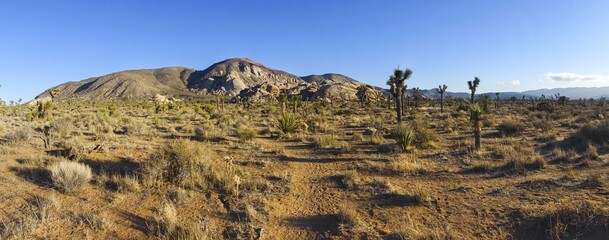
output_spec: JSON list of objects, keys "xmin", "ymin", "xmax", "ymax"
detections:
[
  {"xmin": 467, "ymin": 77, "xmax": 480, "ymax": 104},
  {"xmin": 495, "ymin": 92, "xmax": 500, "ymax": 109},
  {"xmin": 387, "ymin": 67, "xmax": 413, "ymax": 123},
  {"xmin": 356, "ymin": 85, "xmax": 369, "ymax": 107},
  {"xmin": 436, "ymin": 84, "xmax": 448, "ymax": 113}
]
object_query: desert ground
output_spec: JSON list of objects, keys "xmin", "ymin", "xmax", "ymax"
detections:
[{"xmin": 1, "ymin": 97, "xmax": 608, "ymax": 239}]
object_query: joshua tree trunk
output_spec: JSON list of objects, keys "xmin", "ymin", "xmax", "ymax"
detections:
[
  {"xmin": 440, "ymin": 93, "xmax": 445, "ymax": 113},
  {"xmin": 396, "ymin": 91, "xmax": 403, "ymax": 123},
  {"xmin": 473, "ymin": 113, "xmax": 481, "ymax": 150},
  {"xmin": 470, "ymin": 93, "xmax": 475, "ymax": 104}
]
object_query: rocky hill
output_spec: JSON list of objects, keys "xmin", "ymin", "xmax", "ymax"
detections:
[{"xmin": 35, "ymin": 58, "xmax": 384, "ymax": 102}]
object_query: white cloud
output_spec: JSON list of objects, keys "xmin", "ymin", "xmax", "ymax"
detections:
[
  {"xmin": 510, "ymin": 80, "xmax": 521, "ymax": 86},
  {"xmin": 545, "ymin": 72, "xmax": 609, "ymax": 83},
  {"xmin": 497, "ymin": 81, "xmax": 505, "ymax": 85}
]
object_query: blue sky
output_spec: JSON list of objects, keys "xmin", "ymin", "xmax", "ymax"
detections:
[{"xmin": 1, "ymin": 1, "xmax": 608, "ymax": 102}]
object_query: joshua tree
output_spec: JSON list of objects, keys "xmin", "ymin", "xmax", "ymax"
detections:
[
  {"xmin": 412, "ymin": 87, "xmax": 422, "ymax": 108},
  {"xmin": 469, "ymin": 103, "xmax": 483, "ymax": 150},
  {"xmin": 495, "ymin": 92, "xmax": 500, "ymax": 109},
  {"xmin": 436, "ymin": 84, "xmax": 448, "ymax": 113},
  {"xmin": 356, "ymin": 85, "xmax": 369, "ymax": 107},
  {"xmin": 38, "ymin": 88, "xmax": 61, "ymax": 119},
  {"xmin": 558, "ymin": 96, "xmax": 568, "ymax": 106},
  {"xmin": 387, "ymin": 67, "xmax": 412, "ymax": 123},
  {"xmin": 467, "ymin": 77, "xmax": 480, "ymax": 104},
  {"xmin": 278, "ymin": 89, "xmax": 289, "ymax": 114}
]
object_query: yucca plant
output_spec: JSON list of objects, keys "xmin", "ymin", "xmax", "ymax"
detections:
[
  {"xmin": 394, "ymin": 124, "xmax": 415, "ymax": 152},
  {"xmin": 277, "ymin": 113, "xmax": 301, "ymax": 135}
]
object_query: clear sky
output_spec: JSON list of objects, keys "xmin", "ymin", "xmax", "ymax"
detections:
[{"xmin": 1, "ymin": 1, "xmax": 608, "ymax": 102}]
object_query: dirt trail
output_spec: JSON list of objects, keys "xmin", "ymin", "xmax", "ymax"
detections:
[{"xmin": 258, "ymin": 137, "xmax": 347, "ymax": 239}]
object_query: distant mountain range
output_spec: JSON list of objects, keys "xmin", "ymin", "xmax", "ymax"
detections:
[{"xmin": 34, "ymin": 58, "xmax": 609, "ymax": 102}]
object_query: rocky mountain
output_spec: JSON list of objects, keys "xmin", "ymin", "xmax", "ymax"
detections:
[
  {"xmin": 36, "ymin": 67, "xmax": 199, "ymax": 101},
  {"xmin": 35, "ymin": 58, "xmax": 384, "ymax": 102}
]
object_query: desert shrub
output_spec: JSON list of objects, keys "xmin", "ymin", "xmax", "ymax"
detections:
[
  {"xmin": 337, "ymin": 204, "xmax": 360, "ymax": 229},
  {"xmin": 340, "ymin": 171, "xmax": 361, "ymax": 190},
  {"xmin": 207, "ymin": 159, "xmax": 241, "ymax": 195},
  {"xmin": 48, "ymin": 161, "xmax": 93, "ymax": 193},
  {"xmin": 497, "ymin": 120, "xmax": 526, "ymax": 137},
  {"xmin": 413, "ymin": 127, "xmax": 437, "ymax": 148},
  {"xmin": 124, "ymin": 121, "xmax": 150, "ymax": 137},
  {"xmin": 307, "ymin": 115, "xmax": 330, "ymax": 133},
  {"xmin": 393, "ymin": 125, "xmax": 415, "ymax": 152},
  {"xmin": 443, "ymin": 116, "xmax": 456, "ymax": 133},
  {"xmin": 578, "ymin": 120, "xmax": 609, "ymax": 144},
  {"xmin": 142, "ymin": 140, "xmax": 211, "ymax": 189},
  {"xmin": 313, "ymin": 134, "xmax": 337, "ymax": 149},
  {"xmin": 503, "ymin": 157, "xmax": 547, "ymax": 174},
  {"xmin": 79, "ymin": 211, "xmax": 107, "ymax": 230},
  {"xmin": 514, "ymin": 201, "xmax": 609, "ymax": 240},
  {"xmin": 277, "ymin": 113, "xmax": 301, "ymax": 135},
  {"xmin": 150, "ymin": 203, "xmax": 217, "ymax": 239},
  {"xmin": 390, "ymin": 154, "xmax": 429, "ymax": 176},
  {"xmin": 531, "ymin": 117, "xmax": 553, "ymax": 132},
  {"xmin": 109, "ymin": 175, "xmax": 141, "ymax": 192},
  {"xmin": 193, "ymin": 126, "xmax": 224, "ymax": 142},
  {"xmin": 236, "ymin": 126, "xmax": 257, "ymax": 142},
  {"xmin": 49, "ymin": 117, "xmax": 73, "ymax": 139},
  {"xmin": 0, "ymin": 195, "xmax": 60, "ymax": 239},
  {"xmin": 240, "ymin": 178, "xmax": 270, "ymax": 194},
  {"xmin": 152, "ymin": 202, "xmax": 178, "ymax": 237},
  {"xmin": 585, "ymin": 142, "xmax": 600, "ymax": 160},
  {"xmin": 55, "ymin": 139, "xmax": 88, "ymax": 161},
  {"xmin": 5, "ymin": 127, "xmax": 31, "ymax": 144},
  {"xmin": 202, "ymin": 104, "xmax": 216, "ymax": 114}
]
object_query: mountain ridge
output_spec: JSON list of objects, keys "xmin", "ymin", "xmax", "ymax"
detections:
[{"xmin": 34, "ymin": 58, "xmax": 609, "ymax": 102}]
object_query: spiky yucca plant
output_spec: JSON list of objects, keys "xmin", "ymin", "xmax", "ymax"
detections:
[
  {"xmin": 277, "ymin": 113, "xmax": 301, "ymax": 135},
  {"xmin": 394, "ymin": 124, "xmax": 415, "ymax": 152}
]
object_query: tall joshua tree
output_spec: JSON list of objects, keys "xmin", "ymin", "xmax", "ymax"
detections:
[
  {"xmin": 467, "ymin": 77, "xmax": 480, "ymax": 104},
  {"xmin": 495, "ymin": 92, "xmax": 500, "ymax": 109},
  {"xmin": 387, "ymin": 67, "xmax": 412, "ymax": 123},
  {"xmin": 436, "ymin": 84, "xmax": 448, "ymax": 113}
]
